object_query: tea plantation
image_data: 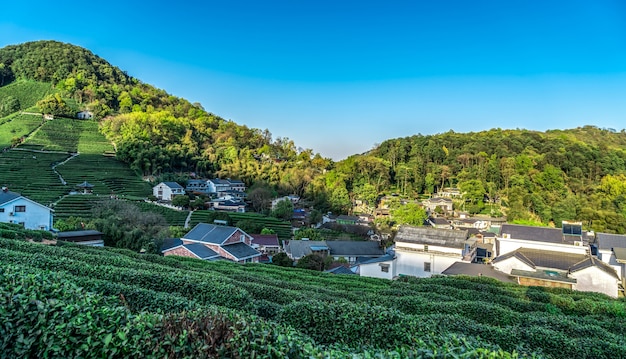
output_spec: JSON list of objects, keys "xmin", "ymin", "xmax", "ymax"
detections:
[{"xmin": 1, "ymin": 227, "xmax": 625, "ymax": 358}]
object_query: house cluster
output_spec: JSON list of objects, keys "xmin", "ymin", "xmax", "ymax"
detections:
[
  {"xmin": 355, "ymin": 222, "xmax": 625, "ymax": 298},
  {"xmin": 152, "ymin": 178, "xmax": 247, "ymax": 212}
]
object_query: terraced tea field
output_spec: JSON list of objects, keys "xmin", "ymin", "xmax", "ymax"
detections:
[{"xmin": 0, "ymin": 113, "xmax": 44, "ymax": 148}]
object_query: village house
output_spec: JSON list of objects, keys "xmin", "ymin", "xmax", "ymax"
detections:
[
  {"xmin": 492, "ymin": 247, "xmax": 620, "ymax": 298},
  {"xmin": 437, "ymin": 187, "xmax": 462, "ymax": 198},
  {"xmin": 356, "ymin": 253, "xmax": 396, "ymax": 280},
  {"xmin": 0, "ymin": 187, "xmax": 53, "ymax": 230},
  {"xmin": 427, "ymin": 216, "xmax": 452, "ymax": 229},
  {"xmin": 161, "ymin": 223, "xmax": 261, "ymax": 263},
  {"xmin": 422, "ymin": 197, "xmax": 453, "ymax": 213},
  {"xmin": 76, "ymin": 110, "xmax": 93, "ymax": 120},
  {"xmin": 392, "ymin": 226, "xmax": 473, "ymax": 278},
  {"xmin": 593, "ymin": 232, "xmax": 626, "ymax": 289},
  {"xmin": 250, "ymin": 233, "xmax": 281, "ymax": 254},
  {"xmin": 496, "ymin": 223, "xmax": 592, "ymax": 257},
  {"xmin": 283, "ymin": 239, "xmax": 385, "ymax": 265},
  {"xmin": 271, "ymin": 195, "xmax": 300, "ymax": 209},
  {"xmin": 153, "ymin": 182, "xmax": 184, "ymax": 201}
]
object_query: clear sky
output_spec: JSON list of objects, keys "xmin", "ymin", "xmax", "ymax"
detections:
[{"xmin": 2, "ymin": 1, "xmax": 626, "ymax": 160}]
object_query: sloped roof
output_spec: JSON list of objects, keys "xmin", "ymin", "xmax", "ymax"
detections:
[
  {"xmin": 569, "ymin": 256, "xmax": 619, "ymax": 279},
  {"xmin": 57, "ymin": 230, "xmax": 103, "ymax": 239},
  {"xmin": 161, "ymin": 238, "xmax": 183, "ymax": 251},
  {"xmin": 595, "ymin": 233, "xmax": 626, "ymax": 250},
  {"xmin": 326, "ymin": 241, "xmax": 384, "ymax": 256},
  {"xmin": 337, "ymin": 215, "xmax": 359, "ymax": 222},
  {"xmin": 429, "ymin": 217, "xmax": 450, "ymax": 226},
  {"xmin": 511, "ymin": 269, "xmax": 577, "ymax": 284},
  {"xmin": 183, "ymin": 223, "xmax": 239, "ymax": 244},
  {"xmin": 492, "ymin": 250, "xmax": 536, "ymax": 268},
  {"xmin": 425, "ymin": 197, "xmax": 452, "ymax": 203},
  {"xmin": 284, "ymin": 240, "xmax": 327, "ymax": 259},
  {"xmin": 360, "ymin": 253, "xmax": 395, "ymax": 264},
  {"xmin": 442, "ymin": 262, "xmax": 516, "ymax": 283},
  {"xmin": 222, "ymin": 242, "xmax": 261, "ymax": 260},
  {"xmin": 161, "ymin": 181, "xmax": 183, "ymax": 189},
  {"xmin": 76, "ymin": 181, "xmax": 94, "ymax": 188},
  {"xmin": 500, "ymin": 224, "xmax": 564, "ymax": 243},
  {"xmin": 0, "ymin": 190, "xmax": 24, "ymax": 205},
  {"xmin": 184, "ymin": 243, "xmax": 219, "ymax": 259},
  {"xmin": 325, "ymin": 266, "xmax": 356, "ymax": 275},
  {"xmin": 395, "ymin": 225, "xmax": 469, "ymax": 249},
  {"xmin": 251, "ymin": 234, "xmax": 280, "ymax": 247},
  {"xmin": 614, "ymin": 247, "xmax": 626, "ymax": 262}
]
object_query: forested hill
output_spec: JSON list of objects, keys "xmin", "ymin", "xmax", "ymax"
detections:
[
  {"xmin": 328, "ymin": 126, "xmax": 626, "ymax": 233},
  {"xmin": 0, "ymin": 40, "xmax": 331, "ymax": 195}
]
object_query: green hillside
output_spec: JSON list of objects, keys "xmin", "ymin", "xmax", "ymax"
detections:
[
  {"xmin": 0, "ymin": 80, "xmax": 54, "ymax": 115},
  {"xmin": 1, "ymin": 232, "xmax": 625, "ymax": 358}
]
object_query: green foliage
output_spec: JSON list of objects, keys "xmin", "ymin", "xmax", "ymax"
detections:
[
  {"xmin": 271, "ymin": 252, "xmax": 293, "ymax": 267},
  {"xmin": 295, "ymin": 253, "xmax": 325, "ymax": 271},
  {"xmin": 0, "ymin": 80, "xmax": 54, "ymax": 111},
  {"xmin": 293, "ymin": 227, "xmax": 322, "ymax": 241},
  {"xmin": 171, "ymin": 195, "xmax": 190, "ymax": 208},
  {"xmin": 391, "ymin": 202, "xmax": 428, "ymax": 226},
  {"xmin": 36, "ymin": 93, "xmax": 69, "ymax": 116},
  {"xmin": 270, "ymin": 198, "xmax": 294, "ymax": 221}
]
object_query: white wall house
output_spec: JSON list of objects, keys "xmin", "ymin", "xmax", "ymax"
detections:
[
  {"xmin": 386, "ymin": 226, "xmax": 472, "ymax": 278},
  {"xmin": 497, "ymin": 224, "xmax": 590, "ymax": 257},
  {"xmin": 358, "ymin": 254, "xmax": 395, "ymax": 280},
  {"xmin": 153, "ymin": 182, "xmax": 184, "ymax": 201},
  {"xmin": 492, "ymin": 247, "xmax": 620, "ymax": 298},
  {"xmin": 0, "ymin": 188, "xmax": 53, "ymax": 230},
  {"xmin": 594, "ymin": 233, "xmax": 626, "ymax": 286}
]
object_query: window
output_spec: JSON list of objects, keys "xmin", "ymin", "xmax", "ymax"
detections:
[
  {"xmin": 424, "ymin": 245, "xmax": 429, "ymax": 252},
  {"xmin": 14, "ymin": 205, "xmax": 26, "ymax": 212},
  {"xmin": 18, "ymin": 222, "xmax": 25, "ymax": 227},
  {"xmin": 0, "ymin": 208, "xmax": 4, "ymax": 213},
  {"xmin": 380, "ymin": 264, "xmax": 390, "ymax": 273},
  {"xmin": 424, "ymin": 262, "xmax": 431, "ymax": 272}
]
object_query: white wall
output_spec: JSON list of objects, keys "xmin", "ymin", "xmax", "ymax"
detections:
[
  {"xmin": 571, "ymin": 267, "xmax": 619, "ymax": 298},
  {"xmin": 492, "ymin": 257, "xmax": 535, "ymax": 275},
  {"xmin": 0, "ymin": 198, "xmax": 52, "ymax": 230},
  {"xmin": 497, "ymin": 238, "xmax": 588, "ymax": 257},
  {"xmin": 359, "ymin": 260, "xmax": 394, "ymax": 280},
  {"xmin": 394, "ymin": 250, "xmax": 459, "ymax": 277}
]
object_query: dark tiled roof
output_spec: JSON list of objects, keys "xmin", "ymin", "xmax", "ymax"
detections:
[
  {"xmin": 360, "ymin": 253, "xmax": 395, "ymax": 264},
  {"xmin": 429, "ymin": 217, "xmax": 451, "ymax": 225},
  {"xmin": 500, "ymin": 224, "xmax": 563, "ymax": 243},
  {"xmin": 162, "ymin": 181, "xmax": 184, "ymax": 189},
  {"xmin": 184, "ymin": 243, "xmax": 219, "ymax": 259},
  {"xmin": 516, "ymin": 248, "xmax": 586, "ymax": 271},
  {"xmin": 0, "ymin": 190, "xmax": 22, "ymax": 205},
  {"xmin": 492, "ymin": 250, "xmax": 536, "ymax": 268},
  {"xmin": 326, "ymin": 241, "xmax": 385, "ymax": 256},
  {"xmin": 183, "ymin": 223, "xmax": 238, "ymax": 244},
  {"xmin": 57, "ymin": 230, "xmax": 103, "ymax": 239},
  {"xmin": 161, "ymin": 238, "xmax": 183, "ymax": 251},
  {"xmin": 442, "ymin": 262, "xmax": 516, "ymax": 283},
  {"xmin": 325, "ymin": 266, "xmax": 356, "ymax": 275},
  {"xmin": 395, "ymin": 225, "xmax": 469, "ymax": 249},
  {"xmin": 337, "ymin": 215, "xmax": 359, "ymax": 222},
  {"xmin": 595, "ymin": 233, "xmax": 626, "ymax": 250},
  {"xmin": 222, "ymin": 242, "xmax": 260, "ymax": 260},
  {"xmin": 251, "ymin": 234, "xmax": 280, "ymax": 246},
  {"xmin": 570, "ymin": 256, "xmax": 619, "ymax": 279}
]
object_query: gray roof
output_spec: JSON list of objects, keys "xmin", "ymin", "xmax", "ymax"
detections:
[
  {"xmin": 325, "ymin": 266, "xmax": 356, "ymax": 275},
  {"xmin": 495, "ymin": 247, "xmax": 587, "ymax": 271},
  {"xmin": 162, "ymin": 181, "xmax": 184, "ymax": 189},
  {"xmin": 442, "ymin": 262, "xmax": 516, "ymax": 283},
  {"xmin": 222, "ymin": 242, "xmax": 261, "ymax": 260},
  {"xmin": 57, "ymin": 230, "xmax": 103, "ymax": 239},
  {"xmin": 161, "ymin": 238, "xmax": 183, "ymax": 251},
  {"xmin": 595, "ymin": 233, "xmax": 626, "ymax": 250},
  {"xmin": 337, "ymin": 215, "xmax": 359, "ymax": 222},
  {"xmin": 184, "ymin": 243, "xmax": 219, "ymax": 259},
  {"xmin": 360, "ymin": 253, "xmax": 395, "ymax": 264},
  {"xmin": 183, "ymin": 223, "xmax": 239, "ymax": 244},
  {"xmin": 492, "ymin": 250, "xmax": 536, "ymax": 268},
  {"xmin": 284, "ymin": 240, "xmax": 327, "ymax": 259},
  {"xmin": 395, "ymin": 225, "xmax": 469, "ymax": 249},
  {"xmin": 425, "ymin": 197, "xmax": 452, "ymax": 203},
  {"xmin": 326, "ymin": 241, "xmax": 385, "ymax": 256},
  {"xmin": 499, "ymin": 224, "xmax": 564, "ymax": 244},
  {"xmin": 569, "ymin": 256, "xmax": 619, "ymax": 279},
  {"xmin": 0, "ymin": 189, "xmax": 22, "ymax": 205},
  {"xmin": 429, "ymin": 217, "xmax": 451, "ymax": 225}
]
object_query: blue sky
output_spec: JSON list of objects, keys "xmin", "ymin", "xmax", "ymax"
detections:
[{"xmin": 2, "ymin": 1, "xmax": 626, "ymax": 160}]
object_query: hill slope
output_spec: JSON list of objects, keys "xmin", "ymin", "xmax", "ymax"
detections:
[{"xmin": 1, "ymin": 227, "xmax": 626, "ymax": 358}]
